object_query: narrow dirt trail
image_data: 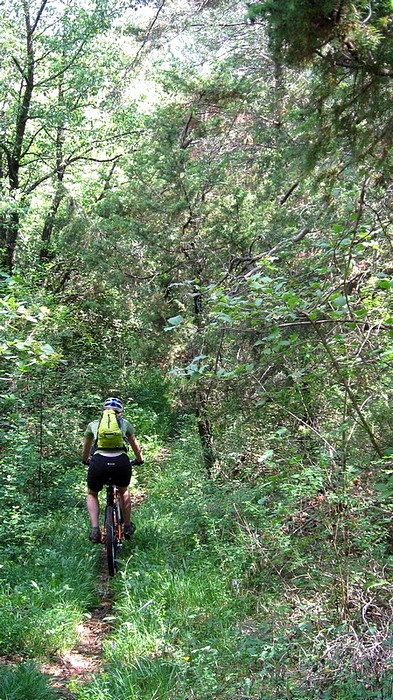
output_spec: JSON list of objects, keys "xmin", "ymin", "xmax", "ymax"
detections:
[
  {"xmin": 42, "ymin": 551, "xmax": 114, "ymax": 699},
  {"xmin": 0, "ymin": 551, "xmax": 113, "ymax": 699},
  {"xmin": 43, "ymin": 491, "xmax": 148, "ymax": 698}
]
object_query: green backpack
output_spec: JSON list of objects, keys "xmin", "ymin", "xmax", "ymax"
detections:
[{"xmin": 97, "ymin": 408, "xmax": 124, "ymax": 449}]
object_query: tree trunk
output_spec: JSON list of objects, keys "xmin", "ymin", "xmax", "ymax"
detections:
[
  {"xmin": 195, "ymin": 392, "xmax": 217, "ymax": 478},
  {"xmin": 40, "ymin": 69, "xmax": 66, "ymax": 261},
  {"xmin": 0, "ymin": 2, "xmax": 46, "ymax": 270}
]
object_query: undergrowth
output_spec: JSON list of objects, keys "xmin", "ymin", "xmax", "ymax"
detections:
[
  {"xmin": 0, "ymin": 504, "xmax": 98, "ymax": 659},
  {"xmin": 0, "ymin": 493, "xmax": 98, "ymax": 698},
  {"xmin": 1, "ymin": 412, "xmax": 392, "ymax": 699},
  {"xmin": 0, "ymin": 662, "xmax": 56, "ymax": 700},
  {"xmin": 73, "ymin": 424, "xmax": 393, "ymax": 700}
]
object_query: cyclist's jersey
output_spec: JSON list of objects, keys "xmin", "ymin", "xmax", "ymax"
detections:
[{"xmin": 85, "ymin": 418, "xmax": 135, "ymax": 456}]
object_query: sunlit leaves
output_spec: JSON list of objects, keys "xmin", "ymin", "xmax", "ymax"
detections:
[{"xmin": 0, "ymin": 278, "xmax": 61, "ymax": 377}]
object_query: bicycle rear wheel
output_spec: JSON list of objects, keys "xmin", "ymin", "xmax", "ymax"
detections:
[{"xmin": 105, "ymin": 505, "xmax": 117, "ymax": 576}]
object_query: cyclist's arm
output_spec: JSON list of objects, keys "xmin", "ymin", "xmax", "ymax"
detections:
[
  {"xmin": 128, "ymin": 434, "xmax": 143, "ymax": 463},
  {"xmin": 82, "ymin": 436, "xmax": 93, "ymax": 463}
]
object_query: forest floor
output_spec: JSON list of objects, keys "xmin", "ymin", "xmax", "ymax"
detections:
[
  {"xmin": 41, "ymin": 490, "xmax": 148, "ymax": 699},
  {"xmin": 3, "ymin": 441, "xmax": 392, "ymax": 699},
  {"xmin": 41, "ymin": 492, "xmax": 147, "ymax": 700},
  {"xmin": 41, "ymin": 550, "xmax": 113, "ymax": 700},
  {"xmin": 0, "ymin": 549, "xmax": 112, "ymax": 700}
]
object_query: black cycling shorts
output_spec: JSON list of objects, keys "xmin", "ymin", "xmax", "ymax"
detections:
[{"xmin": 87, "ymin": 452, "xmax": 132, "ymax": 493}]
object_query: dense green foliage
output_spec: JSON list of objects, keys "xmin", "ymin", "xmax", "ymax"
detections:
[
  {"xmin": 0, "ymin": 0, "xmax": 392, "ymax": 697},
  {"xmin": 0, "ymin": 663, "xmax": 56, "ymax": 700},
  {"xmin": 252, "ymin": 0, "xmax": 393, "ymax": 69},
  {"xmin": 66, "ymin": 429, "xmax": 393, "ymax": 699}
]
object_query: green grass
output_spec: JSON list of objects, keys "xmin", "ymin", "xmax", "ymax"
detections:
[
  {"xmin": 2, "ymin": 426, "xmax": 393, "ymax": 699},
  {"xmin": 74, "ymin": 438, "xmax": 260, "ymax": 700},
  {"xmin": 0, "ymin": 508, "xmax": 98, "ymax": 659},
  {"xmin": 0, "ymin": 663, "xmax": 56, "ymax": 700},
  {"xmin": 70, "ymin": 659, "xmax": 181, "ymax": 700},
  {"xmin": 72, "ymin": 431, "xmax": 393, "ymax": 700}
]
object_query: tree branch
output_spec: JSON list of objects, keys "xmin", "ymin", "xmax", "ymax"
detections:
[
  {"xmin": 31, "ymin": 0, "xmax": 49, "ymax": 35},
  {"xmin": 304, "ymin": 311, "xmax": 383, "ymax": 457},
  {"xmin": 95, "ymin": 158, "xmax": 121, "ymax": 202},
  {"xmin": 23, "ymin": 154, "xmax": 121, "ymax": 196},
  {"xmin": 11, "ymin": 55, "xmax": 27, "ymax": 80},
  {"xmin": 126, "ymin": 1, "xmax": 167, "ymax": 74},
  {"xmin": 251, "ymin": 371, "xmax": 338, "ymax": 455},
  {"xmin": 280, "ymin": 181, "xmax": 300, "ymax": 205}
]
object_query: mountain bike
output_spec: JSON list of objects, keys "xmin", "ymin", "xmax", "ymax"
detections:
[
  {"xmin": 102, "ymin": 479, "xmax": 123, "ymax": 576},
  {"xmin": 102, "ymin": 459, "xmax": 137, "ymax": 577}
]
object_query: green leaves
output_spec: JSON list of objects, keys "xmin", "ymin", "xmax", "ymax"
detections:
[
  {"xmin": 0, "ymin": 277, "xmax": 61, "ymax": 381},
  {"xmin": 165, "ymin": 315, "xmax": 185, "ymax": 330},
  {"xmin": 375, "ymin": 278, "xmax": 392, "ymax": 291},
  {"xmin": 331, "ymin": 295, "xmax": 347, "ymax": 308},
  {"xmin": 0, "ymin": 664, "xmax": 56, "ymax": 700}
]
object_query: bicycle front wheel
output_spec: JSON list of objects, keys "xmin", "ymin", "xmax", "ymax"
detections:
[{"xmin": 105, "ymin": 505, "xmax": 117, "ymax": 576}]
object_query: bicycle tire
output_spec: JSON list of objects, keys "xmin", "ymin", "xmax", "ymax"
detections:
[
  {"xmin": 105, "ymin": 505, "xmax": 117, "ymax": 576},
  {"xmin": 114, "ymin": 500, "xmax": 123, "ymax": 538}
]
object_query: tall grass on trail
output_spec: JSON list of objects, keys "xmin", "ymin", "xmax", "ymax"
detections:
[
  {"xmin": 0, "ymin": 662, "xmax": 56, "ymax": 700},
  {"xmin": 0, "ymin": 498, "xmax": 99, "ymax": 700},
  {"xmin": 74, "ymin": 430, "xmax": 255, "ymax": 700},
  {"xmin": 0, "ymin": 503, "xmax": 98, "ymax": 659},
  {"xmin": 74, "ymin": 423, "xmax": 393, "ymax": 700}
]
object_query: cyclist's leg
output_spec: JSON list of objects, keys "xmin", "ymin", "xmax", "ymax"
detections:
[
  {"xmin": 117, "ymin": 486, "xmax": 131, "ymax": 526},
  {"xmin": 86, "ymin": 455, "xmax": 106, "ymax": 541},
  {"xmin": 87, "ymin": 489, "xmax": 99, "ymax": 527},
  {"xmin": 117, "ymin": 486, "xmax": 136, "ymax": 538},
  {"xmin": 113, "ymin": 454, "xmax": 135, "ymax": 537}
]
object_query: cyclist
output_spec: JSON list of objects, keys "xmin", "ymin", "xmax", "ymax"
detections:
[{"xmin": 82, "ymin": 397, "xmax": 144, "ymax": 543}]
